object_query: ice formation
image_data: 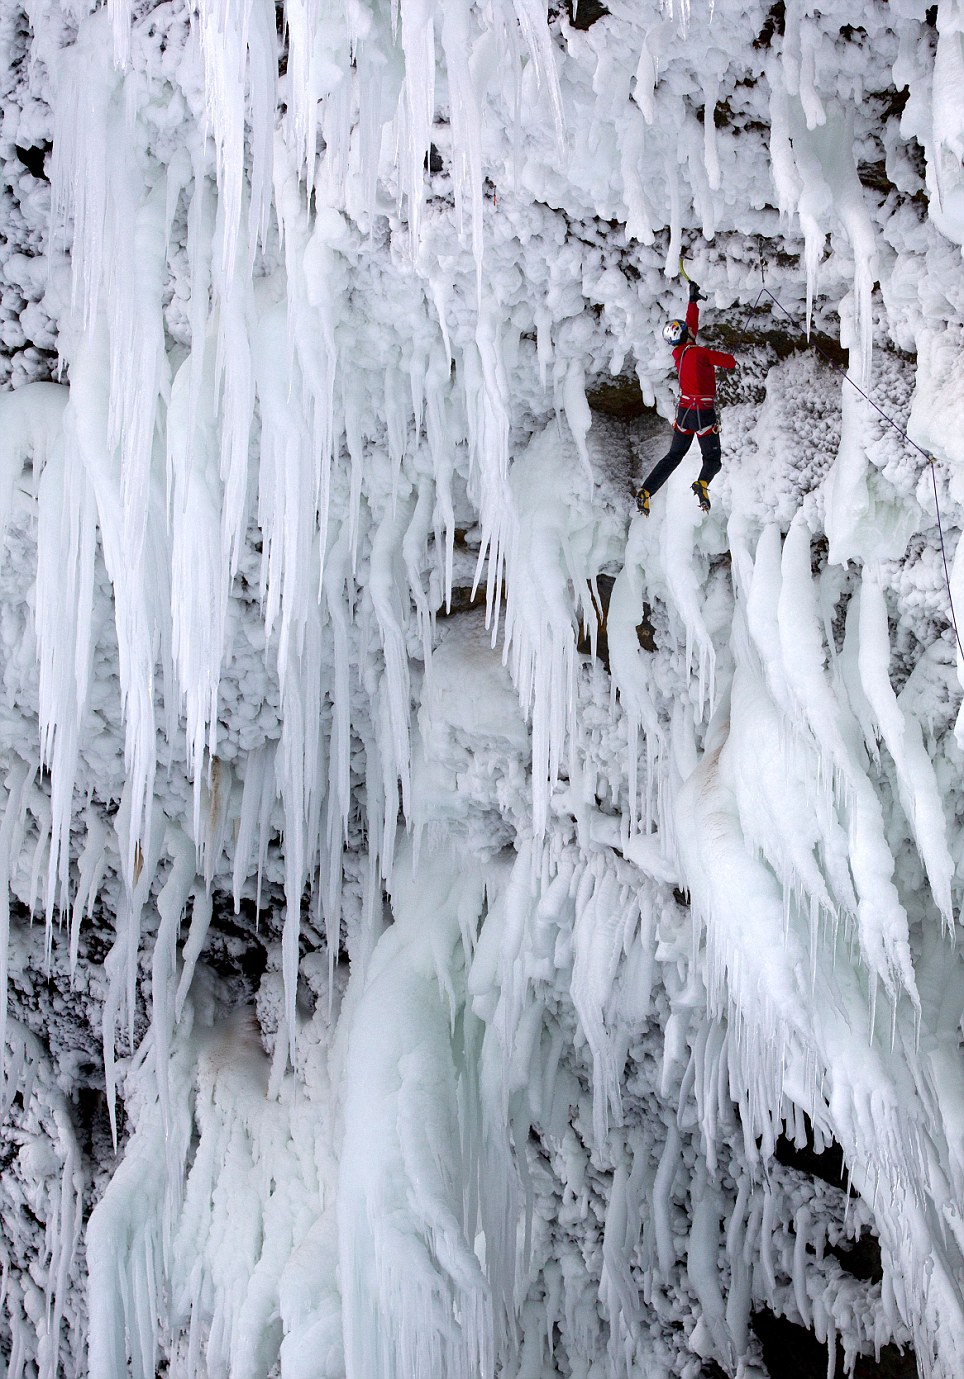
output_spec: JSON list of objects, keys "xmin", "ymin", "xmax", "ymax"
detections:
[{"xmin": 0, "ymin": 0, "xmax": 962, "ymax": 1376}]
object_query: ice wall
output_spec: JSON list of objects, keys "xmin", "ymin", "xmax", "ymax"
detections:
[{"xmin": 0, "ymin": 0, "xmax": 962, "ymax": 1376}]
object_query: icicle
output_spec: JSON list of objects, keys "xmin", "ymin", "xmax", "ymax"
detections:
[
  {"xmin": 369, "ymin": 491, "xmax": 416, "ymax": 822},
  {"xmin": 338, "ymin": 838, "xmax": 490, "ymax": 1379},
  {"xmin": 778, "ymin": 521, "xmax": 918, "ymax": 1002},
  {"xmin": 167, "ymin": 350, "xmax": 229, "ymax": 825},
  {"xmin": 569, "ymin": 862, "xmax": 630, "ymax": 1149},
  {"xmin": 856, "ymin": 571, "xmax": 955, "ymax": 930},
  {"xmin": 651, "ymin": 1124, "xmax": 681, "ymax": 1279},
  {"xmin": 687, "ymin": 1175, "xmax": 733, "ymax": 1370},
  {"xmin": 69, "ymin": 811, "xmax": 109, "ymax": 975},
  {"xmin": 151, "ymin": 826, "xmax": 196, "ymax": 1137}
]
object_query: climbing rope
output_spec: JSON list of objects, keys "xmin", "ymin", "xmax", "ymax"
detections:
[
  {"xmin": 740, "ymin": 269, "xmax": 964, "ymax": 665},
  {"xmin": 732, "ymin": 284, "xmax": 768, "ymax": 351},
  {"xmin": 680, "ymin": 247, "xmax": 767, "ymax": 351}
]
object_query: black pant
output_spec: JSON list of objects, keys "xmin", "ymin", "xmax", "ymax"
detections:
[{"xmin": 641, "ymin": 406, "xmax": 722, "ymax": 497}]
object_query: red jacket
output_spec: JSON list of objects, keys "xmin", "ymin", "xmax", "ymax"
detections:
[{"xmin": 672, "ymin": 301, "xmax": 735, "ymax": 406}]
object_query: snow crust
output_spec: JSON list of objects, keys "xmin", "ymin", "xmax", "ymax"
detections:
[{"xmin": 0, "ymin": 0, "xmax": 962, "ymax": 1376}]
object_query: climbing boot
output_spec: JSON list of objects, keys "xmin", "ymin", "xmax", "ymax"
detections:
[
  {"xmin": 692, "ymin": 479, "xmax": 711, "ymax": 512},
  {"xmin": 636, "ymin": 487, "xmax": 651, "ymax": 516}
]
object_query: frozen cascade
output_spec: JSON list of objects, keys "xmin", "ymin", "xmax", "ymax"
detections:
[{"xmin": 0, "ymin": 1, "xmax": 963, "ymax": 1377}]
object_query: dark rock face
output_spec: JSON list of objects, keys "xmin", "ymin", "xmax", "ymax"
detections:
[
  {"xmin": 752, "ymin": 1309, "xmax": 917, "ymax": 1379},
  {"xmin": 552, "ymin": 1, "xmax": 610, "ymax": 32},
  {"xmin": 585, "ymin": 374, "xmax": 652, "ymax": 420}
]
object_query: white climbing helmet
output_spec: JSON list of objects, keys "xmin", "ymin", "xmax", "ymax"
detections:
[{"xmin": 662, "ymin": 318, "xmax": 688, "ymax": 346}]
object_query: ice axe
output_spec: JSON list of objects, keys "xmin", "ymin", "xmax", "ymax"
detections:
[{"xmin": 678, "ymin": 253, "xmax": 705, "ymax": 301}]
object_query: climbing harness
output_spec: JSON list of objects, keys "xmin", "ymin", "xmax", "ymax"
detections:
[
  {"xmin": 743, "ymin": 263, "xmax": 964, "ymax": 665},
  {"xmin": 674, "ymin": 406, "xmax": 719, "ymax": 438}
]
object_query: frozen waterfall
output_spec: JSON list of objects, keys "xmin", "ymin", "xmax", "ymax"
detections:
[{"xmin": 0, "ymin": 1, "xmax": 963, "ymax": 1377}]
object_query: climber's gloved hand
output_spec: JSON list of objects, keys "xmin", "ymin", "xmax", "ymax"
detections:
[{"xmin": 688, "ymin": 280, "xmax": 705, "ymax": 303}]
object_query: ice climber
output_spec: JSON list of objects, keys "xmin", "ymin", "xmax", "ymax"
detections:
[{"xmin": 636, "ymin": 278, "xmax": 736, "ymax": 515}]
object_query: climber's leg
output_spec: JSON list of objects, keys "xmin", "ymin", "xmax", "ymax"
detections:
[
  {"xmin": 695, "ymin": 417, "xmax": 722, "ymax": 485},
  {"xmin": 639, "ymin": 425, "xmax": 693, "ymax": 500}
]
